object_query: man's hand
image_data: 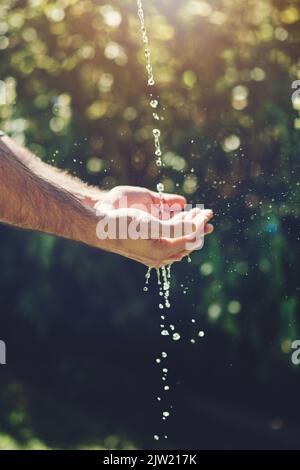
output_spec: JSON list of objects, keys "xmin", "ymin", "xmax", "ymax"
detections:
[
  {"xmin": 91, "ymin": 186, "xmax": 214, "ymax": 267},
  {"xmin": 94, "ymin": 184, "xmax": 213, "ymax": 234},
  {"xmin": 93, "ymin": 205, "xmax": 213, "ymax": 267}
]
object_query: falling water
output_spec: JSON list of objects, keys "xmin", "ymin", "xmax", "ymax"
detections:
[
  {"xmin": 143, "ymin": 267, "xmax": 152, "ymax": 292},
  {"xmin": 137, "ymin": 1, "xmax": 163, "ymax": 169},
  {"xmin": 136, "ymin": 0, "xmax": 205, "ymax": 445},
  {"xmin": 137, "ymin": 0, "xmax": 177, "ymax": 442},
  {"xmin": 137, "ymin": 0, "xmax": 173, "ymax": 311}
]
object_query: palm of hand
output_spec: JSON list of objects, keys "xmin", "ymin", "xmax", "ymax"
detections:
[{"xmin": 97, "ymin": 185, "xmax": 185, "ymax": 220}]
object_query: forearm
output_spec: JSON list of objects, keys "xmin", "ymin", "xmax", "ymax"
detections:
[
  {"xmin": 0, "ymin": 137, "xmax": 100, "ymax": 247},
  {"xmin": 1, "ymin": 136, "xmax": 106, "ymax": 205}
]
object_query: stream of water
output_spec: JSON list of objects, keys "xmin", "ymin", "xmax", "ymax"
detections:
[
  {"xmin": 136, "ymin": 0, "xmax": 181, "ymax": 442},
  {"xmin": 137, "ymin": 0, "xmax": 207, "ymax": 444}
]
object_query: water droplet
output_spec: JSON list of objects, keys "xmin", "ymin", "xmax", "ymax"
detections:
[
  {"xmin": 198, "ymin": 330, "xmax": 205, "ymax": 337},
  {"xmin": 157, "ymin": 183, "xmax": 164, "ymax": 193},
  {"xmin": 161, "ymin": 330, "xmax": 169, "ymax": 336},
  {"xmin": 167, "ymin": 264, "xmax": 172, "ymax": 278},
  {"xmin": 154, "ymin": 435, "xmax": 159, "ymax": 441},
  {"xmin": 144, "ymin": 267, "xmax": 152, "ymax": 292},
  {"xmin": 137, "ymin": 1, "xmax": 184, "ymax": 436},
  {"xmin": 172, "ymin": 333, "xmax": 181, "ymax": 341},
  {"xmin": 190, "ymin": 339, "xmax": 196, "ymax": 344}
]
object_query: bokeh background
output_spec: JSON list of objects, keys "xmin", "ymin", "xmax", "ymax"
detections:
[{"xmin": 0, "ymin": 0, "xmax": 300, "ymax": 450}]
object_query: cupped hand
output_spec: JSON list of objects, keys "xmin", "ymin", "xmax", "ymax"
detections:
[{"xmin": 93, "ymin": 197, "xmax": 214, "ymax": 267}]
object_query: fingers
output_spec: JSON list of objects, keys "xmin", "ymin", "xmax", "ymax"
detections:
[
  {"xmin": 183, "ymin": 210, "xmax": 214, "ymax": 250},
  {"xmin": 193, "ymin": 209, "xmax": 214, "ymax": 228},
  {"xmin": 167, "ymin": 219, "xmax": 214, "ymax": 235},
  {"xmin": 166, "ymin": 250, "xmax": 190, "ymax": 263},
  {"xmin": 95, "ymin": 203, "xmax": 214, "ymax": 269},
  {"xmin": 185, "ymin": 207, "xmax": 202, "ymax": 220},
  {"xmin": 166, "ymin": 226, "xmax": 213, "ymax": 263},
  {"xmin": 168, "ymin": 207, "xmax": 207, "ymax": 222},
  {"xmin": 163, "ymin": 193, "xmax": 187, "ymax": 208},
  {"xmin": 164, "ymin": 207, "xmax": 212, "ymax": 231},
  {"xmin": 160, "ymin": 209, "xmax": 213, "ymax": 255},
  {"xmin": 160, "ymin": 218, "xmax": 194, "ymax": 238},
  {"xmin": 154, "ymin": 222, "xmax": 213, "ymax": 266},
  {"xmin": 205, "ymin": 223, "xmax": 214, "ymax": 235}
]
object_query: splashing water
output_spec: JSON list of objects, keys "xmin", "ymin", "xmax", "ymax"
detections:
[
  {"xmin": 137, "ymin": 0, "xmax": 163, "ymax": 171},
  {"xmin": 172, "ymin": 332, "xmax": 181, "ymax": 341},
  {"xmin": 137, "ymin": 0, "xmax": 184, "ymax": 443},
  {"xmin": 157, "ymin": 266, "xmax": 171, "ymax": 309},
  {"xmin": 137, "ymin": 1, "xmax": 171, "ymax": 306},
  {"xmin": 143, "ymin": 267, "xmax": 152, "ymax": 292},
  {"xmin": 150, "ymin": 99, "xmax": 158, "ymax": 108}
]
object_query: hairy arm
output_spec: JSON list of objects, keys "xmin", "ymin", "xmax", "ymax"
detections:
[
  {"xmin": 0, "ymin": 135, "xmax": 214, "ymax": 267},
  {"xmin": 1, "ymin": 135, "xmax": 105, "ymax": 205},
  {"xmin": 0, "ymin": 136, "xmax": 101, "ymax": 248}
]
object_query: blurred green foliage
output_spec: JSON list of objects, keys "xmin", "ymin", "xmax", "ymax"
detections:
[{"xmin": 0, "ymin": 0, "xmax": 300, "ymax": 450}]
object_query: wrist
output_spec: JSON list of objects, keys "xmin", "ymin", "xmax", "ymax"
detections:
[
  {"xmin": 74, "ymin": 206, "xmax": 115, "ymax": 253},
  {"xmin": 71, "ymin": 188, "xmax": 108, "ymax": 208}
]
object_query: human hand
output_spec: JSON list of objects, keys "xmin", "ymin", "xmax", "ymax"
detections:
[
  {"xmin": 96, "ymin": 184, "xmax": 213, "ymax": 234},
  {"xmin": 92, "ymin": 201, "xmax": 213, "ymax": 267},
  {"xmin": 97, "ymin": 185, "xmax": 186, "ymax": 219}
]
